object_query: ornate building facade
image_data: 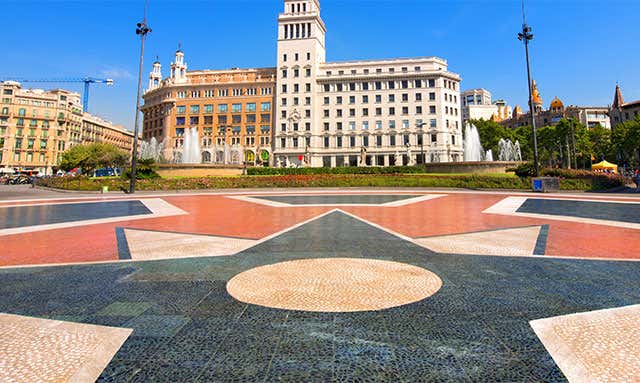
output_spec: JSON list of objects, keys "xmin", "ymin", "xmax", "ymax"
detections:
[
  {"xmin": 0, "ymin": 81, "xmax": 135, "ymax": 175},
  {"xmin": 610, "ymin": 84, "xmax": 640, "ymax": 128},
  {"xmin": 501, "ymin": 80, "xmax": 610, "ymax": 130},
  {"xmin": 141, "ymin": 0, "xmax": 463, "ymax": 167},
  {"xmin": 141, "ymin": 52, "xmax": 276, "ymax": 165}
]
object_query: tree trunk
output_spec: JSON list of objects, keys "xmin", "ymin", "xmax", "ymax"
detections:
[{"xmin": 565, "ymin": 136, "xmax": 572, "ymax": 169}]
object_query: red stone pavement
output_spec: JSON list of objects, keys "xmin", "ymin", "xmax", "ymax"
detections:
[{"xmin": 1, "ymin": 192, "xmax": 639, "ymax": 267}]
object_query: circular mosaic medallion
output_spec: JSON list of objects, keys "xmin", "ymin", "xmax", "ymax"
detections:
[{"xmin": 226, "ymin": 258, "xmax": 442, "ymax": 312}]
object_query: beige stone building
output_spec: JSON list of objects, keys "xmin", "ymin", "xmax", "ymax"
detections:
[
  {"xmin": 0, "ymin": 81, "xmax": 135, "ymax": 175},
  {"xmin": 83, "ymin": 113, "xmax": 136, "ymax": 153},
  {"xmin": 274, "ymin": 0, "xmax": 464, "ymax": 166},
  {"xmin": 141, "ymin": 51, "xmax": 276, "ymax": 165}
]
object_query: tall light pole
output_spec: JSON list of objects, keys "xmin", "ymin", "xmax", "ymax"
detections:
[
  {"xmin": 129, "ymin": 0, "xmax": 151, "ymax": 194},
  {"xmin": 518, "ymin": 0, "xmax": 539, "ymax": 177}
]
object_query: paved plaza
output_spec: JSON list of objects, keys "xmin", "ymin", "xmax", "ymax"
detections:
[{"xmin": 1, "ymin": 189, "xmax": 639, "ymax": 382}]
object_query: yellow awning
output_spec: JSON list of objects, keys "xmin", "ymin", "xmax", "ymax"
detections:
[{"xmin": 592, "ymin": 160, "xmax": 618, "ymax": 173}]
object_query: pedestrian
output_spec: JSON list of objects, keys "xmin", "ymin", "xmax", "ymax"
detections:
[{"xmin": 634, "ymin": 168, "xmax": 640, "ymax": 191}]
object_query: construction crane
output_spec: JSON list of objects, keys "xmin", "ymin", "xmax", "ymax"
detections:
[{"xmin": 0, "ymin": 77, "xmax": 114, "ymax": 113}]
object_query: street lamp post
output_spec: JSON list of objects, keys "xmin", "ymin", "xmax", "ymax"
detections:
[
  {"xmin": 518, "ymin": 0, "xmax": 539, "ymax": 177},
  {"xmin": 129, "ymin": 0, "xmax": 151, "ymax": 194}
]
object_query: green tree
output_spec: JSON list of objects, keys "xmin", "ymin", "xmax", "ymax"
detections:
[
  {"xmin": 612, "ymin": 115, "xmax": 640, "ymax": 166},
  {"xmin": 588, "ymin": 124, "xmax": 612, "ymax": 162},
  {"xmin": 59, "ymin": 143, "xmax": 129, "ymax": 175}
]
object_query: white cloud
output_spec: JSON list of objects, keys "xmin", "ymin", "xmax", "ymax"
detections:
[{"xmin": 100, "ymin": 67, "xmax": 134, "ymax": 80}]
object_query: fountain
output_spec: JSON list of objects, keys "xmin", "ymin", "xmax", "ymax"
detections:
[
  {"xmin": 498, "ymin": 139, "xmax": 522, "ymax": 162},
  {"xmin": 464, "ymin": 124, "xmax": 484, "ymax": 162},
  {"xmin": 182, "ymin": 127, "xmax": 201, "ymax": 164},
  {"xmin": 485, "ymin": 150, "xmax": 494, "ymax": 162},
  {"xmin": 140, "ymin": 137, "xmax": 167, "ymax": 163}
]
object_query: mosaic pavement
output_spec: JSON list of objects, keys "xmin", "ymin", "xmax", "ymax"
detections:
[{"xmin": 1, "ymin": 191, "xmax": 640, "ymax": 381}]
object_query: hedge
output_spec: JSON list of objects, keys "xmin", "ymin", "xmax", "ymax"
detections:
[
  {"xmin": 246, "ymin": 166, "xmax": 426, "ymax": 176},
  {"xmin": 36, "ymin": 173, "xmax": 615, "ymax": 192}
]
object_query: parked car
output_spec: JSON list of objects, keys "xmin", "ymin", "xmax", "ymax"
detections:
[{"xmin": 8, "ymin": 175, "xmax": 32, "ymax": 185}]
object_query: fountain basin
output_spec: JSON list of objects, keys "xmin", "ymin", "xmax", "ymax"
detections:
[
  {"xmin": 157, "ymin": 164, "xmax": 244, "ymax": 178},
  {"xmin": 424, "ymin": 161, "xmax": 525, "ymax": 174}
]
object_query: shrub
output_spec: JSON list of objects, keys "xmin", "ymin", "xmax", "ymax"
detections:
[
  {"xmin": 514, "ymin": 163, "xmax": 536, "ymax": 178},
  {"xmin": 122, "ymin": 159, "xmax": 161, "ymax": 180},
  {"xmin": 246, "ymin": 166, "xmax": 426, "ymax": 176}
]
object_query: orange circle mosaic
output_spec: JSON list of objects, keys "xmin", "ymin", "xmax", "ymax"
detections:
[{"xmin": 226, "ymin": 258, "xmax": 442, "ymax": 312}]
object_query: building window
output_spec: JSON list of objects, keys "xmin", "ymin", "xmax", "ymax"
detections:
[
  {"xmin": 416, "ymin": 93, "xmax": 422, "ymax": 101},
  {"xmin": 390, "ymin": 135, "xmax": 396, "ymax": 146},
  {"xmin": 324, "ymin": 136, "xmax": 330, "ymax": 148},
  {"xmin": 218, "ymin": 104, "xmax": 228, "ymax": 113},
  {"xmin": 376, "ymin": 135, "xmax": 382, "ymax": 146},
  {"xmin": 375, "ymin": 120, "xmax": 382, "ymax": 130},
  {"xmin": 204, "ymin": 104, "xmax": 213, "ymax": 113},
  {"xmin": 362, "ymin": 95, "xmax": 369, "ymax": 103},
  {"xmin": 190, "ymin": 105, "xmax": 200, "ymax": 114},
  {"xmin": 363, "ymin": 121, "xmax": 369, "ymax": 130},
  {"xmin": 363, "ymin": 136, "xmax": 369, "ymax": 147},
  {"xmin": 389, "ymin": 94, "xmax": 395, "ymax": 102},
  {"xmin": 429, "ymin": 92, "xmax": 436, "ymax": 101},
  {"xmin": 389, "ymin": 120, "xmax": 396, "ymax": 129},
  {"xmin": 430, "ymin": 119, "xmax": 437, "ymax": 128},
  {"xmin": 232, "ymin": 103, "xmax": 242, "ymax": 113},
  {"xmin": 246, "ymin": 103, "xmax": 257, "ymax": 112},
  {"xmin": 177, "ymin": 106, "xmax": 186, "ymax": 114},
  {"xmin": 388, "ymin": 81, "xmax": 395, "ymax": 89}
]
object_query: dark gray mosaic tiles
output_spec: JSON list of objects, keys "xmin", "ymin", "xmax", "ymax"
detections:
[
  {"xmin": 0, "ymin": 200, "xmax": 151, "ymax": 229},
  {"xmin": 518, "ymin": 198, "xmax": 640, "ymax": 224},
  {"xmin": 1, "ymin": 211, "xmax": 639, "ymax": 382},
  {"xmin": 252, "ymin": 194, "xmax": 419, "ymax": 205}
]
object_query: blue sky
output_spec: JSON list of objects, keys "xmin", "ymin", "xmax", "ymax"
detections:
[{"xmin": 2, "ymin": 0, "xmax": 639, "ymax": 131}]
